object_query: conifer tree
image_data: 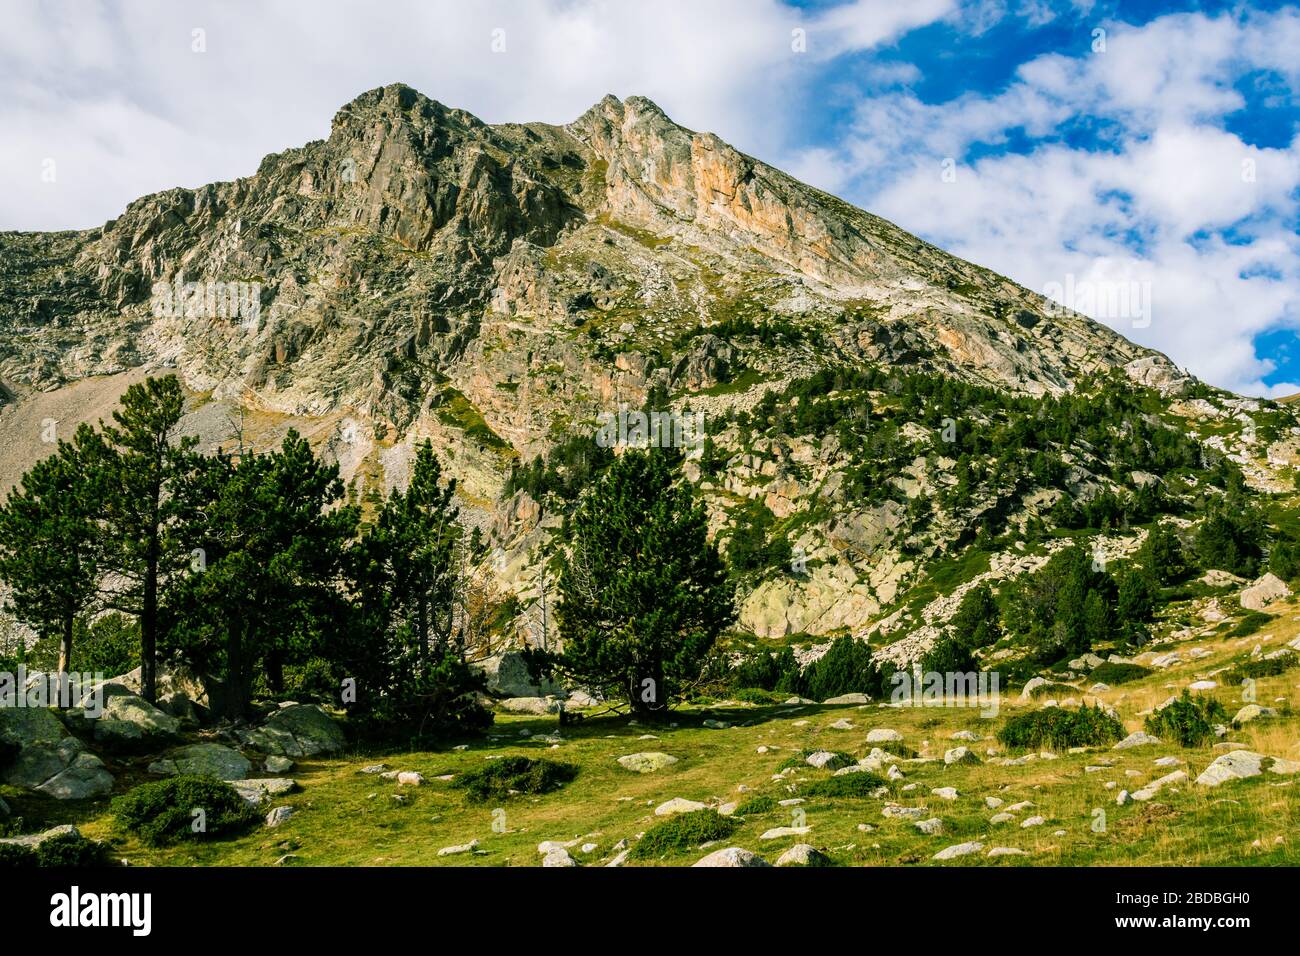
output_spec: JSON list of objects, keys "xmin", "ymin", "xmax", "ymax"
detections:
[{"xmin": 554, "ymin": 449, "xmax": 732, "ymax": 717}]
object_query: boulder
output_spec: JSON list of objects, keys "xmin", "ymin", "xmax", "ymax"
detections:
[
  {"xmin": 933, "ymin": 841, "xmax": 983, "ymax": 861},
  {"xmin": 237, "ymin": 704, "xmax": 345, "ymax": 757},
  {"xmin": 231, "ymin": 777, "xmax": 299, "ymax": 806},
  {"xmin": 498, "ymin": 697, "xmax": 563, "ymax": 716},
  {"xmin": 944, "ymin": 746, "xmax": 980, "ymax": 766},
  {"xmin": 823, "ymin": 693, "xmax": 870, "ymax": 705},
  {"xmin": 805, "ymin": 750, "xmax": 844, "ymax": 769},
  {"xmin": 265, "ymin": 806, "xmax": 295, "ymax": 828},
  {"xmin": 1114, "ymin": 731, "xmax": 1161, "ymax": 750},
  {"xmin": 654, "ymin": 798, "xmax": 706, "ymax": 816},
  {"xmin": 0, "ymin": 707, "xmax": 113, "ymax": 799},
  {"xmin": 264, "ymin": 756, "xmax": 294, "ymax": 774},
  {"xmin": 1240, "ymin": 573, "xmax": 1289, "ymax": 611},
  {"xmin": 150, "ymin": 743, "xmax": 251, "ymax": 780},
  {"xmin": 437, "ymin": 840, "xmax": 480, "ymax": 857},
  {"xmin": 481, "ymin": 650, "xmax": 557, "ymax": 698},
  {"xmin": 616, "ymin": 752, "xmax": 678, "ymax": 773},
  {"xmin": 760, "ymin": 826, "xmax": 812, "ymax": 840},
  {"xmin": 865, "ymin": 728, "xmax": 903, "ymax": 743},
  {"xmin": 692, "ymin": 847, "xmax": 771, "ymax": 867},
  {"xmin": 541, "ymin": 847, "xmax": 577, "ymax": 867},
  {"xmin": 1132, "ymin": 770, "xmax": 1188, "ymax": 801},
  {"xmin": 1196, "ymin": 750, "xmax": 1300, "ymax": 787},
  {"xmin": 775, "ymin": 843, "xmax": 830, "ymax": 866},
  {"xmin": 0, "ymin": 824, "xmax": 81, "ymax": 848}
]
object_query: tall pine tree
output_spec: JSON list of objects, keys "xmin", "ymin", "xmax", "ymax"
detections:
[
  {"xmin": 554, "ymin": 449, "xmax": 732, "ymax": 718},
  {"xmin": 0, "ymin": 425, "xmax": 105, "ymax": 675},
  {"xmin": 96, "ymin": 376, "xmax": 197, "ymax": 703}
]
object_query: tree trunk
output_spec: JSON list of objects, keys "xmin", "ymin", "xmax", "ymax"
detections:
[
  {"xmin": 226, "ymin": 619, "xmax": 247, "ymax": 720},
  {"xmin": 266, "ymin": 649, "xmax": 284, "ymax": 695},
  {"xmin": 57, "ymin": 615, "xmax": 74, "ymax": 677},
  {"xmin": 141, "ymin": 546, "xmax": 158, "ymax": 704}
]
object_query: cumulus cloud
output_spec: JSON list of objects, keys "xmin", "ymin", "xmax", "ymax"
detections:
[
  {"xmin": 831, "ymin": 10, "xmax": 1300, "ymax": 396},
  {"xmin": 0, "ymin": 0, "xmax": 948, "ymax": 232}
]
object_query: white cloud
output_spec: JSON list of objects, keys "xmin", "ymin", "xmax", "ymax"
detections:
[
  {"xmin": 0, "ymin": 0, "xmax": 951, "ymax": 232},
  {"xmin": 825, "ymin": 9, "xmax": 1300, "ymax": 396}
]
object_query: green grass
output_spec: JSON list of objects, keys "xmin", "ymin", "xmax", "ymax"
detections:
[{"xmin": 5, "ymin": 609, "xmax": 1299, "ymax": 868}]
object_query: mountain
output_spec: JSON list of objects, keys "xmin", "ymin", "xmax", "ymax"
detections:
[{"xmin": 1, "ymin": 83, "xmax": 1294, "ymax": 667}]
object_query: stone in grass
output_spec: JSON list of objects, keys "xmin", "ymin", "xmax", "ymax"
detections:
[
  {"xmin": 693, "ymin": 847, "xmax": 771, "ymax": 867},
  {"xmin": 805, "ymin": 750, "xmax": 845, "ymax": 769},
  {"xmin": 989, "ymin": 812, "xmax": 1015, "ymax": 825},
  {"xmin": 760, "ymin": 826, "xmax": 812, "ymax": 840},
  {"xmin": 1196, "ymin": 750, "xmax": 1300, "ymax": 787},
  {"xmin": 397, "ymin": 771, "xmax": 425, "ymax": 786},
  {"xmin": 437, "ymin": 839, "xmax": 480, "ymax": 857},
  {"xmin": 655, "ymin": 798, "xmax": 707, "ymax": 816},
  {"xmin": 1232, "ymin": 704, "xmax": 1276, "ymax": 726},
  {"xmin": 987, "ymin": 847, "xmax": 1028, "ymax": 858},
  {"xmin": 823, "ymin": 693, "xmax": 871, "ymax": 705},
  {"xmin": 1132, "ymin": 770, "xmax": 1188, "ymax": 801},
  {"xmin": 866, "ymin": 728, "xmax": 903, "ymax": 744},
  {"xmin": 915, "ymin": 818, "xmax": 944, "ymax": 835},
  {"xmin": 542, "ymin": 847, "xmax": 577, "ymax": 867},
  {"xmin": 230, "ymin": 777, "xmax": 298, "ymax": 807},
  {"xmin": 1114, "ymin": 731, "xmax": 1161, "ymax": 750},
  {"xmin": 1020, "ymin": 815, "xmax": 1046, "ymax": 828},
  {"xmin": 829, "ymin": 719, "xmax": 854, "ymax": 730},
  {"xmin": 265, "ymin": 806, "xmax": 295, "ymax": 828},
  {"xmin": 775, "ymin": 844, "xmax": 831, "ymax": 866},
  {"xmin": 930, "ymin": 787, "xmax": 959, "ymax": 801},
  {"xmin": 933, "ymin": 841, "xmax": 984, "ymax": 861},
  {"xmin": 265, "ymin": 756, "xmax": 294, "ymax": 774},
  {"xmin": 882, "ymin": 804, "xmax": 926, "ymax": 820},
  {"xmin": 943, "ymin": 746, "xmax": 980, "ymax": 766},
  {"xmin": 617, "ymin": 752, "xmax": 678, "ymax": 773},
  {"xmin": 150, "ymin": 742, "xmax": 252, "ymax": 781},
  {"xmin": 985, "ymin": 796, "xmax": 1004, "ymax": 809}
]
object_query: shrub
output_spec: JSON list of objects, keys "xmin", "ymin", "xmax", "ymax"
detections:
[
  {"xmin": 733, "ymin": 795, "xmax": 777, "ymax": 815},
  {"xmin": 731, "ymin": 645, "xmax": 799, "ymax": 692},
  {"xmin": 1227, "ymin": 611, "xmax": 1271, "ymax": 638},
  {"xmin": 1089, "ymin": 662, "xmax": 1153, "ymax": 685},
  {"xmin": 1027, "ymin": 680, "xmax": 1078, "ymax": 699},
  {"xmin": 800, "ymin": 636, "xmax": 881, "ymax": 701},
  {"xmin": 731, "ymin": 687, "xmax": 783, "ymax": 704},
  {"xmin": 629, "ymin": 810, "xmax": 737, "ymax": 859},
  {"xmin": 799, "ymin": 771, "xmax": 887, "ymax": 799},
  {"xmin": 0, "ymin": 842, "xmax": 35, "ymax": 867},
  {"xmin": 33, "ymin": 831, "xmax": 109, "ymax": 867},
  {"xmin": 112, "ymin": 776, "xmax": 260, "ymax": 847},
  {"xmin": 451, "ymin": 757, "xmax": 579, "ymax": 802},
  {"xmin": 1225, "ymin": 651, "xmax": 1298, "ymax": 684},
  {"xmin": 1144, "ymin": 692, "xmax": 1227, "ymax": 747},
  {"xmin": 996, "ymin": 705, "xmax": 1124, "ymax": 750}
]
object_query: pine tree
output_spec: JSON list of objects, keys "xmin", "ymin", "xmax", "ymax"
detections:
[
  {"xmin": 169, "ymin": 431, "xmax": 356, "ymax": 718},
  {"xmin": 555, "ymin": 449, "xmax": 732, "ymax": 718},
  {"xmin": 96, "ymin": 376, "xmax": 196, "ymax": 703},
  {"xmin": 0, "ymin": 425, "xmax": 104, "ymax": 676}
]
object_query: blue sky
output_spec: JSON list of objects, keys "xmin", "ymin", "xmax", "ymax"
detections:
[{"xmin": 2, "ymin": 0, "xmax": 1297, "ymax": 395}]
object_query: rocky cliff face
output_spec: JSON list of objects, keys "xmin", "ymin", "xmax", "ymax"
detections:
[{"xmin": 1, "ymin": 83, "xmax": 1221, "ymax": 660}]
